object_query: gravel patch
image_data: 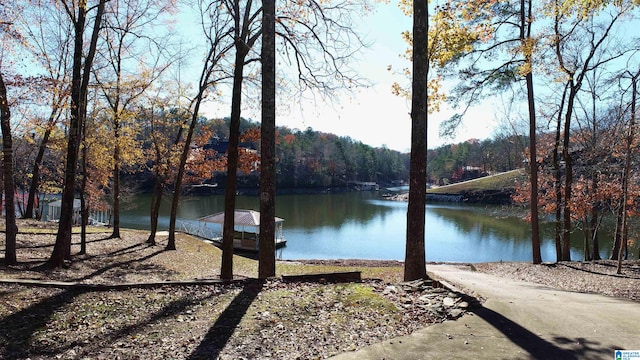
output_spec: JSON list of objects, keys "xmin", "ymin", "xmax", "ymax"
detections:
[{"xmin": 473, "ymin": 260, "xmax": 640, "ymax": 301}]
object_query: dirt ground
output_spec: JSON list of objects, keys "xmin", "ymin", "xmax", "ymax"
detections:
[
  {"xmin": 1, "ymin": 219, "xmax": 638, "ymax": 359},
  {"xmin": 0, "ymin": 221, "xmax": 468, "ymax": 359}
]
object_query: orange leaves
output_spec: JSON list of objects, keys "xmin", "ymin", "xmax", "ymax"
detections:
[
  {"xmin": 240, "ymin": 127, "xmax": 260, "ymax": 143},
  {"xmin": 282, "ymin": 133, "xmax": 296, "ymax": 145},
  {"xmin": 516, "ymin": 118, "xmax": 640, "ymax": 228},
  {"xmin": 184, "ymin": 126, "xmax": 219, "ymax": 184},
  {"xmin": 238, "ymin": 148, "xmax": 260, "ymax": 175}
]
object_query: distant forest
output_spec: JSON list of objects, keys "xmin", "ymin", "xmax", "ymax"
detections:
[
  {"xmin": 130, "ymin": 117, "xmax": 527, "ymax": 192},
  {"xmin": 427, "ymin": 135, "xmax": 528, "ymax": 185},
  {"xmin": 181, "ymin": 117, "xmax": 410, "ymax": 192}
]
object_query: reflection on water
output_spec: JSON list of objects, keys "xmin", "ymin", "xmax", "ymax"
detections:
[{"xmin": 120, "ymin": 192, "xmax": 616, "ymax": 262}]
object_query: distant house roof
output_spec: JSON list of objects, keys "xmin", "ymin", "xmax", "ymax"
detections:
[{"xmin": 198, "ymin": 209, "xmax": 283, "ymax": 227}]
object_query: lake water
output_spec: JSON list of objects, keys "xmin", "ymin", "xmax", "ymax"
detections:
[{"xmin": 120, "ymin": 191, "xmax": 617, "ymax": 262}]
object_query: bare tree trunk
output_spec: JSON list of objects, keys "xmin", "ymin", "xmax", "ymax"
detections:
[
  {"xmin": 553, "ymin": 83, "xmax": 568, "ymax": 262},
  {"xmin": 404, "ymin": 0, "xmax": 428, "ymax": 281},
  {"xmin": 25, "ymin": 122, "xmax": 54, "ymax": 219},
  {"xmin": 526, "ymin": 79, "xmax": 541, "ymax": 264},
  {"xmin": 618, "ymin": 71, "xmax": 637, "ymax": 274},
  {"xmin": 79, "ymin": 126, "xmax": 89, "ymax": 255},
  {"xmin": 221, "ymin": 48, "xmax": 246, "ymax": 280},
  {"xmin": 590, "ymin": 183, "xmax": 601, "ymax": 260},
  {"xmin": 111, "ymin": 121, "xmax": 121, "ymax": 239},
  {"xmin": 221, "ymin": 0, "xmax": 260, "ymax": 281},
  {"xmin": 588, "ymin": 76, "xmax": 600, "ymax": 261},
  {"xmin": 147, "ymin": 178, "xmax": 163, "ymax": 246},
  {"xmin": 521, "ymin": 0, "xmax": 541, "ymax": 264},
  {"xmin": 0, "ymin": 71, "xmax": 18, "ymax": 266},
  {"xmin": 48, "ymin": 0, "xmax": 106, "ymax": 268},
  {"xmin": 167, "ymin": 106, "xmax": 202, "ymax": 251},
  {"xmin": 166, "ymin": 1, "xmax": 235, "ymax": 252},
  {"xmin": 583, "ymin": 221, "xmax": 591, "ymax": 261},
  {"xmin": 110, "ymin": 148, "xmax": 120, "ymax": 239},
  {"xmin": 561, "ymin": 82, "xmax": 578, "ymax": 262},
  {"xmin": 611, "ymin": 205, "xmax": 622, "ymax": 260},
  {"xmin": 258, "ymin": 0, "xmax": 276, "ymax": 279}
]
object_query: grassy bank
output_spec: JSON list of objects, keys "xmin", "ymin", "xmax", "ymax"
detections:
[{"xmin": 428, "ymin": 169, "xmax": 526, "ymax": 195}]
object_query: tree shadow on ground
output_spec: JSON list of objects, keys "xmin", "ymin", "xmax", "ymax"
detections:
[
  {"xmin": 70, "ymin": 286, "xmax": 224, "ymax": 358},
  {"xmin": 0, "ymin": 284, "xmax": 230, "ymax": 359},
  {"xmin": 0, "ymin": 288, "xmax": 86, "ymax": 359},
  {"xmin": 6, "ymin": 234, "xmax": 113, "ymax": 251},
  {"xmin": 188, "ymin": 280, "xmax": 264, "ymax": 359},
  {"xmin": 558, "ymin": 262, "xmax": 640, "ymax": 279},
  {"xmin": 472, "ymin": 305, "xmax": 621, "ymax": 359},
  {"xmin": 4, "ymin": 239, "xmax": 170, "ymax": 283},
  {"xmin": 100, "ymin": 241, "xmax": 149, "ymax": 257},
  {"xmin": 71, "ymin": 248, "xmax": 169, "ymax": 283},
  {"xmin": 2, "ymin": 234, "xmax": 154, "ymax": 273}
]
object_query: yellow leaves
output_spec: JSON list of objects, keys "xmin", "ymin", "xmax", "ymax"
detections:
[
  {"xmin": 398, "ymin": 0, "xmax": 412, "ymax": 16},
  {"xmin": 517, "ymin": 36, "xmax": 539, "ymax": 77},
  {"xmin": 83, "ymin": 121, "xmax": 114, "ymax": 190},
  {"xmin": 554, "ymin": 0, "xmax": 609, "ymax": 19},
  {"xmin": 391, "ymin": 81, "xmax": 409, "ymax": 98},
  {"xmin": 518, "ymin": 62, "xmax": 532, "ymax": 77},
  {"xmin": 427, "ymin": 77, "xmax": 446, "ymax": 113},
  {"xmin": 428, "ymin": 8, "xmax": 483, "ymax": 68},
  {"xmin": 391, "ymin": 76, "xmax": 446, "ymax": 113}
]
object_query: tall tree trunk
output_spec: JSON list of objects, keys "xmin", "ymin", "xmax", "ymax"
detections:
[
  {"xmin": 404, "ymin": 0, "xmax": 428, "ymax": 281},
  {"xmin": 522, "ymin": 0, "xmax": 541, "ymax": 264},
  {"xmin": 47, "ymin": 0, "xmax": 106, "ymax": 268},
  {"xmin": 590, "ymin": 180, "xmax": 601, "ymax": 260},
  {"xmin": 166, "ymin": 105, "xmax": 202, "ymax": 251},
  {"xmin": 0, "ymin": 71, "xmax": 18, "ymax": 266},
  {"xmin": 48, "ymin": 8, "xmax": 88, "ymax": 266},
  {"xmin": 591, "ymin": 212, "xmax": 601, "ymax": 260},
  {"xmin": 166, "ymin": 7, "xmax": 233, "ymax": 250},
  {"xmin": 553, "ymin": 83, "xmax": 568, "ymax": 262},
  {"xmin": 611, "ymin": 206, "xmax": 622, "ymax": 260},
  {"xmin": 25, "ymin": 120, "xmax": 55, "ymax": 219},
  {"xmin": 221, "ymin": 47, "xmax": 247, "ymax": 281},
  {"xmin": 553, "ymin": 110, "xmax": 562, "ymax": 262},
  {"xmin": 561, "ymin": 82, "xmax": 577, "ymax": 262},
  {"xmin": 79, "ymin": 124, "xmax": 89, "ymax": 255},
  {"xmin": 583, "ymin": 221, "xmax": 591, "ymax": 261},
  {"xmin": 526, "ymin": 81, "xmax": 541, "ymax": 264},
  {"xmin": 258, "ymin": 0, "xmax": 276, "ymax": 279},
  {"xmin": 111, "ymin": 121, "xmax": 121, "ymax": 239},
  {"xmin": 618, "ymin": 71, "xmax": 637, "ymax": 274},
  {"xmin": 588, "ymin": 75, "xmax": 599, "ymax": 261},
  {"xmin": 147, "ymin": 177, "xmax": 163, "ymax": 246},
  {"xmin": 110, "ymin": 78, "xmax": 123, "ymax": 239},
  {"xmin": 221, "ymin": 0, "xmax": 260, "ymax": 280}
]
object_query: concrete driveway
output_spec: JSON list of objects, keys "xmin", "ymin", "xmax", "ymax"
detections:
[{"xmin": 330, "ymin": 264, "xmax": 639, "ymax": 360}]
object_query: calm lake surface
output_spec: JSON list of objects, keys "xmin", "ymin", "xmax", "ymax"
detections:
[{"xmin": 120, "ymin": 192, "xmax": 617, "ymax": 262}]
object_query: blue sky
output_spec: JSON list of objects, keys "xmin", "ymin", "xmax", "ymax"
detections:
[{"xmin": 200, "ymin": 1, "xmax": 499, "ymax": 152}]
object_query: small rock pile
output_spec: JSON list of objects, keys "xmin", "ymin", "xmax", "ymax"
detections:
[{"xmin": 373, "ymin": 278, "xmax": 479, "ymax": 323}]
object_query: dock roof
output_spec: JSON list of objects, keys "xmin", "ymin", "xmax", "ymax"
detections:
[{"xmin": 197, "ymin": 209, "xmax": 283, "ymax": 227}]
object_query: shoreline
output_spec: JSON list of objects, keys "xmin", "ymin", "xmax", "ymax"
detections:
[{"xmin": 1, "ymin": 224, "xmax": 638, "ymax": 359}]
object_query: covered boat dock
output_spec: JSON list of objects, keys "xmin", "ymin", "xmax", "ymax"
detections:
[{"xmin": 181, "ymin": 209, "xmax": 286, "ymax": 252}]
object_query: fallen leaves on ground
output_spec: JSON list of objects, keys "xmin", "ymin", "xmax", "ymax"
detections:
[
  {"xmin": 0, "ymin": 221, "xmax": 471, "ymax": 359},
  {"xmin": 474, "ymin": 260, "xmax": 640, "ymax": 301}
]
